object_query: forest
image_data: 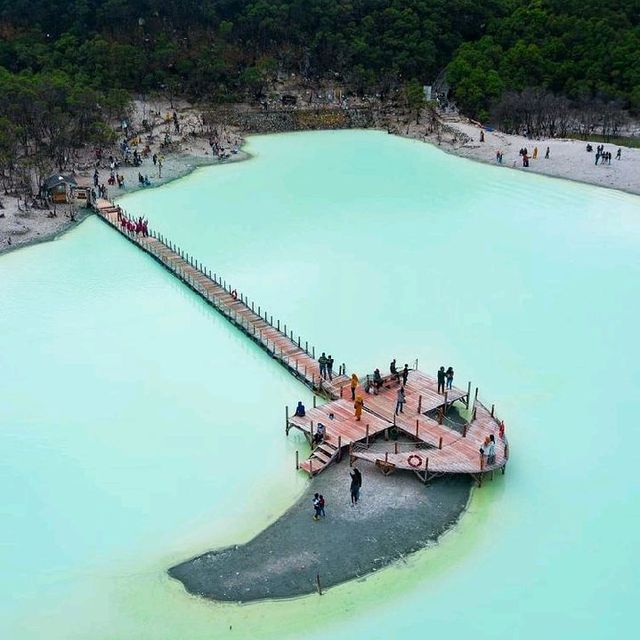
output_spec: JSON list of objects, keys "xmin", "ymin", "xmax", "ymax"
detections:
[{"xmin": 0, "ymin": 0, "xmax": 638, "ymax": 175}]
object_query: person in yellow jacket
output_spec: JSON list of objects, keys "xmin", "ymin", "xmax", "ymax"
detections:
[
  {"xmin": 350, "ymin": 373, "xmax": 359, "ymax": 400},
  {"xmin": 354, "ymin": 395, "xmax": 364, "ymax": 421},
  {"xmin": 533, "ymin": 146, "xmax": 538, "ymax": 159}
]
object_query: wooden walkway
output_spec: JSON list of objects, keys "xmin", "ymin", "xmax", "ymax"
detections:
[
  {"xmin": 94, "ymin": 199, "xmax": 349, "ymax": 398},
  {"xmin": 94, "ymin": 199, "xmax": 510, "ymax": 485},
  {"xmin": 289, "ymin": 368, "xmax": 508, "ymax": 482}
]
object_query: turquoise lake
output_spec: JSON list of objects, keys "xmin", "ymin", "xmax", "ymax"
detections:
[{"xmin": 1, "ymin": 130, "xmax": 639, "ymax": 638}]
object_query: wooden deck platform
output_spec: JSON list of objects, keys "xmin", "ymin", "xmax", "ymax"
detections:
[
  {"xmin": 94, "ymin": 199, "xmax": 349, "ymax": 399},
  {"xmin": 94, "ymin": 198, "xmax": 510, "ymax": 485},
  {"xmin": 288, "ymin": 367, "xmax": 508, "ymax": 481}
]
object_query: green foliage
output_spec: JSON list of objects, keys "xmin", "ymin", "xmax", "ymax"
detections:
[{"xmin": 446, "ymin": 0, "xmax": 640, "ymax": 117}]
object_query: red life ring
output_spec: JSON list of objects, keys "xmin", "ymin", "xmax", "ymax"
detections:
[
  {"xmin": 231, "ymin": 289, "xmax": 238, "ymax": 300},
  {"xmin": 408, "ymin": 454, "xmax": 422, "ymax": 468}
]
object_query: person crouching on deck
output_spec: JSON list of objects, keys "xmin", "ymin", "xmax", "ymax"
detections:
[
  {"xmin": 313, "ymin": 422, "xmax": 325, "ymax": 447},
  {"xmin": 294, "ymin": 401, "xmax": 305, "ymax": 417}
]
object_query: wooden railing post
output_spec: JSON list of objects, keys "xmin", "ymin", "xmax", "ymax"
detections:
[
  {"xmin": 418, "ymin": 394, "xmax": 422, "ymax": 414},
  {"xmin": 366, "ymin": 424, "xmax": 370, "ymax": 447},
  {"xmin": 295, "ymin": 450, "xmax": 299, "ymax": 470},
  {"xmin": 285, "ymin": 405, "xmax": 289, "ymax": 434},
  {"xmin": 415, "ymin": 419, "xmax": 419, "ymax": 438},
  {"xmin": 438, "ymin": 436, "xmax": 443, "ymax": 450},
  {"xmin": 337, "ymin": 435, "xmax": 342, "ymax": 461}
]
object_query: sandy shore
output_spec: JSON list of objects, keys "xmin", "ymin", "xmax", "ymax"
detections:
[
  {"xmin": 170, "ymin": 455, "xmax": 471, "ymax": 602},
  {"xmin": 406, "ymin": 115, "xmax": 640, "ymax": 196}
]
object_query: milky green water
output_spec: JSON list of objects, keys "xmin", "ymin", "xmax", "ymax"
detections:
[{"xmin": 1, "ymin": 130, "xmax": 639, "ymax": 639}]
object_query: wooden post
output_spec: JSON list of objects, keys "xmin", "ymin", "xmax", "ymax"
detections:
[
  {"xmin": 337, "ymin": 435, "xmax": 342, "ymax": 461},
  {"xmin": 505, "ymin": 443, "xmax": 509, "ymax": 459},
  {"xmin": 304, "ymin": 365, "xmax": 307, "ymax": 378},
  {"xmin": 305, "ymin": 340, "xmax": 308, "ymax": 354},
  {"xmin": 258, "ymin": 306, "xmax": 261, "ymax": 316},
  {"xmin": 443, "ymin": 391, "xmax": 448, "ymax": 414},
  {"xmin": 313, "ymin": 395, "xmax": 316, "ymax": 408},
  {"xmin": 438, "ymin": 436, "xmax": 443, "ymax": 450},
  {"xmin": 316, "ymin": 573, "xmax": 322, "ymax": 596},
  {"xmin": 251, "ymin": 302, "xmax": 255, "ymax": 312},
  {"xmin": 270, "ymin": 315, "xmax": 273, "ymax": 326},
  {"xmin": 310, "ymin": 420, "xmax": 314, "ymax": 441},
  {"xmin": 491, "ymin": 404, "xmax": 495, "ymax": 417},
  {"xmin": 295, "ymin": 450, "xmax": 299, "ymax": 470},
  {"xmin": 340, "ymin": 385, "xmax": 344, "ymax": 398},
  {"xmin": 312, "ymin": 346, "xmax": 315, "ymax": 359},
  {"xmin": 310, "ymin": 458, "xmax": 313, "ymax": 475},
  {"xmin": 425, "ymin": 457, "xmax": 429, "ymax": 476},
  {"xmin": 466, "ymin": 381, "xmax": 471, "ymax": 408},
  {"xmin": 394, "ymin": 442, "xmax": 398, "ymax": 454},
  {"xmin": 475, "ymin": 386, "xmax": 479, "ymax": 402},
  {"xmin": 312, "ymin": 374, "xmax": 315, "ymax": 389},
  {"xmin": 418, "ymin": 394, "xmax": 422, "ymax": 414},
  {"xmin": 366, "ymin": 424, "xmax": 370, "ymax": 447},
  {"xmin": 277, "ymin": 319, "xmax": 280, "ymax": 331},
  {"xmin": 463, "ymin": 423, "xmax": 467, "ymax": 437},
  {"xmin": 297, "ymin": 336, "xmax": 301, "ymax": 348},
  {"xmin": 284, "ymin": 324, "xmax": 287, "ymax": 335},
  {"xmin": 415, "ymin": 419, "xmax": 419, "ymax": 438},
  {"xmin": 385, "ymin": 451, "xmax": 389, "ymax": 463},
  {"xmin": 285, "ymin": 405, "xmax": 289, "ymax": 433}
]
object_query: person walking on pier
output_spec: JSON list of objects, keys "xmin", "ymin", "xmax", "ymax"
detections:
[
  {"xmin": 354, "ymin": 395, "xmax": 364, "ymax": 421},
  {"xmin": 395, "ymin": 386, "xmax": 406, "ymax": 415},
  {"xmin": 350, "ymin": 373, "xmax": 359, "ymax": 400},
  {"xmin": 445, "ymin": 366, "xmax": 454, "ymax": 390},
  {"xmin": 402, "ymin": 364, "xmax": 409, "ymax": 386},
  {"xmin": 327, "ymin": 355, "xmax": 334, "ymax": 380},
  {"xmin": 437, "ymin": 366, "xmax": 446, "ymax": 394}
]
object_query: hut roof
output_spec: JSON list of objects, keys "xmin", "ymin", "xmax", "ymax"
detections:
[{"xmin": 43, "ymin": 174, "xmax": 77, "ymax": 191}]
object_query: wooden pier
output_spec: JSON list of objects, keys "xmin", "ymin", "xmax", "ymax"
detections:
[
  {"xmin": 94, "ymin": 199, "xmax": 349, "ymax": 398},
  {"xmin": 94, "ymin": 198, "xmax": 509, "ymax": 485},
  {"xmin": 289, "ymin": 370, "xmax": 508, "ymax": 483}
]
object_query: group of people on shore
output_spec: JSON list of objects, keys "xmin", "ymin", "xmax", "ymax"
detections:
[
  {"xmin": 310, "ymin": 466, "xmax": 363, "ymax": 520},
  {"xmin": 591, "ymin": 144, "xmax": 621, "ymax": 165}
]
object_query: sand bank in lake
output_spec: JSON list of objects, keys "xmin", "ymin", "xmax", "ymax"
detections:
[{"xmin": 169, "ymin": 458, "xmax": 472, "ymax": 602}]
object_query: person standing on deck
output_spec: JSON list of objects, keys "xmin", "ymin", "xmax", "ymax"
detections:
[
  {"xmin": 445, "ymin": 366, "xmax": 454, "ymax": 390},
  {"xmin": 402, "ymin": 364, "xmax": 409, "ymax": 386},
  {"xmin": 486, "ymin": 435, "xmax": 496, "ymax": 466},
  {"xmin": 545, "ymin": 146, "xmax": 550, "ymax": 159},
  {"xmin": 350, "ymin": 373, "xmax": 359, "ymax": 400},
  {"xmin": 395, "ymin": 386, "xmax": 406, "ymax": 415},
  {"xmin": 319, "ymin": 353, "xmax": 328, "ymax": 379},
  {"xmin": 327, "ymin": 355, "xmax": 334, "ymax": 381},
  {"xmin": 354, "ymin": 395, "xmax": 364, "ymax": 421},
  {"xmin": 437, "ymin": 366, "xmax": 446, "ymax": 394}
]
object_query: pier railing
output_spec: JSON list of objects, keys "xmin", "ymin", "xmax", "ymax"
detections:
[{"xmin": 95, "ymin": 200, "xmax": 348, "ymax": 397}]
